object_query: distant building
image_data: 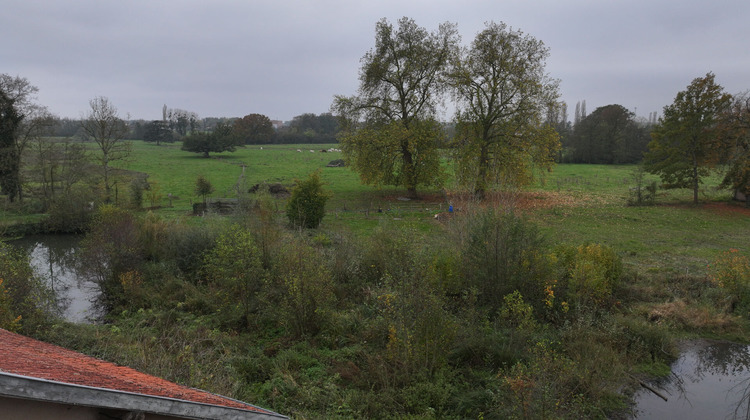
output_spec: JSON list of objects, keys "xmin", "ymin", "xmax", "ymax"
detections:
[
  {"xmin": 0, "ymin": 328, "xmax": 286, "ymax": 420},
  {"xmin": 270, "ymin": 120, "xmax": 284, "ymax": 130}
]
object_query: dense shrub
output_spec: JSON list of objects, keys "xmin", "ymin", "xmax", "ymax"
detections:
[
  {"xmin": 201, "ymin": 226, "xmax": 265, "ymax": 330},
  {"xmin": 267, "ymin": 237, "xmax": 335, "ymax": 337},
  {"xmin": 79, "ymin": 205, "xmax": 144, "ymax": 312},
  {"xmin": 709, "ymin": 249, "xmax": 750, "ymax": 316},
  {"xmin": 286, "ymin": 171, "xmax": 331, "ymax": 229},
  {"xmin": 0, "ymin": 242, "xmax": 55, "ymax": 332},
  {"xmin": 160, "ymin": 220, "xmax": 221, "ymax": 280},
  {"xmin": 554, "ymin": 243, "xmax": 623, "ymax": 311},
  {"xmin": 0, "ymin": 278, "xmax": 21, "ymax": 332},
  {"xmin": 46, "ymin": 184, "xmax": 98, "ymax": 233},
  {"xmin": 377, "ymin": 272, "xmax": 457, "ymax": 381},
  {"xmin": 458, "ymin": 209, "xmax": 553, "ymax": 313}
]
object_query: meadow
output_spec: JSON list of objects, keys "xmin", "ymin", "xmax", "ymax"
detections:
[
  {"xmin": 121, "ymin": 140, "xmax": 748, "ymax": 278},
  {"xmin": 6, "ymin": 140, "xmax": 750, "ymax": 418}
]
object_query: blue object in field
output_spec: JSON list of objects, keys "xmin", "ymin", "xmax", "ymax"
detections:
[{"xmin": 449, "ymin": 205, "xmax": 453, "ymax": 213}]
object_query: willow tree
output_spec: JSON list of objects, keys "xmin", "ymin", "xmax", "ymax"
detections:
[
  {"xmin": 644, "ymin": 73, "xmax": 732, "ymax": 204},
  {"xmin": 333, "ymin": 17, "xmax": 458, "ymax": 198},
  {"xmin": 450, "ymin": 22, "xmax": 560, "ymax": 199}
]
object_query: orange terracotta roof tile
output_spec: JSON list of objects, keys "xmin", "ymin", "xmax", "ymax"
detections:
[{"xmin": 0, "ymin": 328, "xmax": 281, "ymax": 417}]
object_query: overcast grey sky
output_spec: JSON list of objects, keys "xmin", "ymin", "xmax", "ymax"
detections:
[{"xmin": 3, "ymin": 0, "xmax": 748, "ymax": 122}]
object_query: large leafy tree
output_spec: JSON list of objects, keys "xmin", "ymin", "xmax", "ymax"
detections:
[
  {"xmin": 166, "ymin": 107, "xmax": 199, "ymax": 137},
  {"xmin": 566, "ymin": 104, "xmax": 649, "ymax": 164},
  {"xmin": 333, "ymin": 17, "xmax": 458, "ymax": 198},
  {"xmin": 0, "ymin": 74, "xmax": 55, "ymax": 202},
  {"xmin": 80, "ymin": 96, "xmax": 131, "ymax": 203},
  {"xmin": 718, "ymin": 92, "xmax": 750, "ymax": 199},
  {"xmin": 142, "ymin": 120, "xmax": 174, "ymax": 145},
  {"xmin": 449, "ymin": 22, "xmax": 560, "ymax": 199},
  {"xmin": 181, "ymin": 121, "xmax": 240, "ymax": 158},
  {"xmin": 644, "ymin": 73, "xmax": 732, "ymax": 203},
  {"xmin": 232, "ymin": 113, "xmax": 274, "ymax": 144},
  {"xmin": 0, "ymin": 89, "xmax": 22, "ymax": 201}
]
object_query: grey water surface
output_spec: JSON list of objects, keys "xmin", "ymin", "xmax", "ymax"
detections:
[
  {"xmin": 10, "ymin": 234, "xmax": 100, "ymax": 323},
  {"xmin": 632, "ymin": 339, "xmax": 750, "ymax": 419}
]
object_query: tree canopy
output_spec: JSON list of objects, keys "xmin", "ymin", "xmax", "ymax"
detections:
[
  {"xmin": 564, "ymin": 104, "xmax": 650, "ymax": 164},
  {"xmin": 333, "ymin": 17, "xmax": 459, "ymax": 198},
  {"xmin": 644, "ymin": 73, "xmax": 732, "ymax": 203},
  {"xmin": 232, "ymin": 113, "xmax": 274, "ymax": 144},
  {"xmin": 143, "ymin": 120, "xmax": 175, "ymax": 145},
  {"xmin": 181, "ymin": 121, "xmax": 241, "ymax": 158},
  {"xmin": 0, "ymin": 89, "xmax": 22, "ymax": 201},
  {"xmin": 80, "ymin": 96, "xmax": 131, "ymax": 203},
  {"xmin": 449, "ymin": 21, "xmax": 560, "ymax": 198},
  {"xmin": 718, "ymin": 92, "xmax": 750, "ymax": 198},
  {"xmin": 0, "ymin": 74, "xmax": 55, "ymax": 202}
]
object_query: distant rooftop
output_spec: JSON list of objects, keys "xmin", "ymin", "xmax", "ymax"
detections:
[{"xmin": 0, "ymin": 328, "xmax": 286, "ymax": 419}]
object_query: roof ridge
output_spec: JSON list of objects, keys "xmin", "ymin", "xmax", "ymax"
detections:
[{"xmin": 0, "ymin": 328, "xmax": 285, "ymax": 418}]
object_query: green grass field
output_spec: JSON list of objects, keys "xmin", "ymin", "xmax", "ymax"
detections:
[
  {"xmin": 113, "ymin": 140, "xmax": 750, "ymax": 277},
  {"xmin": 3, "ymin": 139, "xmax": 743, "ymax": 277}
]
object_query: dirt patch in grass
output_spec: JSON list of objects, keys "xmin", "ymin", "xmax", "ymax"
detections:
[
  {"xmin": 702, "ymin": 201, "xmax": 750, "ymax": 217},
  {"xmin": 382, "ymin": 193, "xmax": 447, "ymax": 203},
  {"xmin": 444, "ymin": 190, "xmax": 604, "ymax": 211},
  {"xmin": 663, "ymin": 201, "xmax": 750, "ymax": 217}
]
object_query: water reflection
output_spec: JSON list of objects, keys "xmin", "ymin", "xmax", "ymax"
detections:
[
  {"xmin": 633, "ymin": 339, "xmax": 750, "ymax": 419},
  {"xmin": 10, "ymin": 235, "xmax": 100, "ymax": 323}
]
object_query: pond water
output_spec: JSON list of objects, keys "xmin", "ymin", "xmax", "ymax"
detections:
[
  {"xmin": 10, "ymin": 234, "xmax": 100, "ymax": 323},
  {"xmin": 632, "ymin": 339, "xmax": 750, "ymax": 419}
]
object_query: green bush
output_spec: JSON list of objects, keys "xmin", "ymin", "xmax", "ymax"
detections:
[
  {"xmin": 286, "ymin": 171, "xmax": 331, "ymax": 229},
  {"xmin": 201, "ymin": 225, "xmax": 266, "ymax": 330},
  {"xmin": 0, "ymin": 242, "xmax": 55, "ymax": 333},
  {"xmin": 709, "ymin": 249, "xmax": 750, "ymax": 316},
  {"xmin": 46, "ymin": 183, "xmax": 98, "ymax": 233},
  {"xmin": 554, "ymin": 243, "xmax": 623, "ymax": 311},
  {"xmin": 79, "ymin": 205, "xmax": 144, "ymax": 312},
  {"xmin": 458, "ymin": 209, "xmax": 552, "ymax": 313},
  {"xmin": 266, "ymin": 236, "xmax": 335, "ymax": 337},
  {"xmin": 377, "ymin": 273, "xmax": 457, "ymax": 382},
  {"xmin": 160, "ymin": 220, "xmax": 221, "ymax": 280}
]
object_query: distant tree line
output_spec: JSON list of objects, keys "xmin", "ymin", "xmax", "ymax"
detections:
[{"xmin": 47, "ymin": 111, "xmax": 340, "ymax": 146}]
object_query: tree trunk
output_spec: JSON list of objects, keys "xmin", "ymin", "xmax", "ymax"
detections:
[
  {"xmin": 474, "ymin": 145, "xmax": 489, "ymax": 200},
  {"xmin": 402, "ymin": 140, "xmax": 418, "ymax": 199},
  {"xmin": 693, "ymin": 157, "xmax": 699, "ymax": 204}
]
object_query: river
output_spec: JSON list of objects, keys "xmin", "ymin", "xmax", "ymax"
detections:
[
  {"xmin": 10, "ymin": 234, "xmax": 100, "ymax": 323},
  {"xmin": 632, "ymin": 339, "xmax": 750, "ymax": 419}
]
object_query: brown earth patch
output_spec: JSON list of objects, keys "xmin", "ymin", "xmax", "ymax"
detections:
[
  {"xmin": 664, "ymin": 201, "xmax": 750, "ymax": 217},
  {"xmin": 445, "ymin": 190, "xmax": 596, "ymax": 211}
]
